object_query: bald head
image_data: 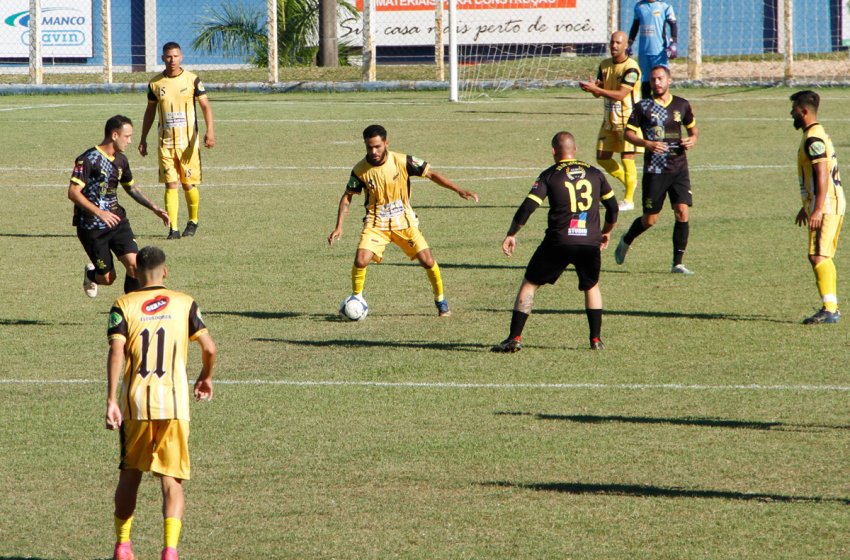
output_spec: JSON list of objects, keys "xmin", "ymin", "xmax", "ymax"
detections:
[
  {"xmin": 609, "ymin": 31, "xmax": 628, "ymax": 60},
  {"xmin": 551, "ymin": 131, "xmax": 577, "ymax": 160}
]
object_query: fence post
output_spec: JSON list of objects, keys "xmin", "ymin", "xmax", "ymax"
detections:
[
  {"xmin": 608, "ymin": 0, "xmax": 618, "ymax": 36},
  {"xmin": 103, "ymin": 0, "xmax": 113, "ymax": 84},
  {"xmin": 435, "ymin": 0, "xmax": 444, "ymax": 81},
  {"xmin": 362, "ymin": 0, "xmax": 376, "ymax": 81},
  {"xmin": 29, "ymin": 0, "xmax": 43, "ymax": 85},
  {"xmin": 268, "ymin": 0, "xmax": 278, "ymax": 83},
  {"xmin": 687, "ymin": 0, "xmax": 701, "ymax": 80},
  {"xmin": 783, "ymin": 0, "xmax": 793, "ymax": 81},
  {"xmin": 145, "ymin": 0, "xmax": 157, "ymax": 72},
  {"xmin": 448, "ymin": 0, "xmax": 457, "ymax": 101}
]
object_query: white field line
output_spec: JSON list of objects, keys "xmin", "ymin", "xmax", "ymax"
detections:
[{"xmin": 0, "ymin": 378, "xmax": 848, "ymax": 392}]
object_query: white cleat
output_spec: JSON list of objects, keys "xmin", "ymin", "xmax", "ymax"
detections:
[
  {"xmin": 618, "ymin": 200, "xmax": 635, "ymax": 211},
  {"xmin": 671, "ymin": 264, "xmax": 695, "ymax": 275},
  {"xmin": 83, "ymin": 263, "xmax": 98, "ymax": 298}
]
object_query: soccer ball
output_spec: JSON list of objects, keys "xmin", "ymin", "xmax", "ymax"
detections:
[{"xmin": 340, "ymin": 294, "xmax": 368, "ymax": 321}]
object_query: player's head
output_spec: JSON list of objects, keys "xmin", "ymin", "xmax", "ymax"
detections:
[
  {"xmin": 363, "ymin": 124, "xmax": 389, "ymax": 166},
  {"xmin": 104, "ymin": 115, "xmax": 133, "ymax": 153},
  {"xmin": 550, "ymin": 131, "xmax": 576, "ymax": 161},
  {"xmin": 135, "ymin": 246, "xmax": 168, "ymax": 283},
  {"xmin": 650, "ymin": 65, "xmax": 672, "ymax": 97},
  {"xmin": 161, "ymin": 42, "xmax": 183, "ymax": 75},
  {"xmin": 609, "ymin": 31, "xmax": 628, "ymax": 59},
  {"xmin": 790, "ymin": 90, "xmax": 819, "ymax": 129}
]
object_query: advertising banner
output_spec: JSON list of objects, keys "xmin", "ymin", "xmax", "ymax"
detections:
[
  {"xmin": 0, "ymin": 1, "xmax": 93, "ymax": 57},
  {"xmin": 339, "ymin": 0, "xmax": 606, "ymax": 47}
]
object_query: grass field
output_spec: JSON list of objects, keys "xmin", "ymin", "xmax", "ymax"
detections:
[{"xmin": 0, "ymin": 87, "xmax": 848, "ymax": 559}]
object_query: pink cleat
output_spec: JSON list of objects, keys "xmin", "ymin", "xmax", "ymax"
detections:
[
  {"xmin": 113, "ymin": 541, "xmax": 135, "ymax": 560},
  {"xmin": 161, "ymin": 547, "xmax": 179, "ymax": 560}
]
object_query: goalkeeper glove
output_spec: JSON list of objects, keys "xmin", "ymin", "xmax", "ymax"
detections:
[
  {"xmin": 667, "ymin": 42, "xmax": 678, "ymax": 59},
  {"xmin": 626, "ymin": 43, "xmax": 633, "ymax": 57}
]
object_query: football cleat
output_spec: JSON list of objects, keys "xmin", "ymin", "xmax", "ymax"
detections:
[
  {"xmin": 161, "ymin": 547, "xmax": 179, "ymax": 560},
  {"xmin": 83, "ymin": 263, "xmax": 98, "ymax": 298},
  {"xmin": 491, "ymin": 337, "xmax": 522, "ymax": 353},
  {"xmin": 167, "ymin": 229, "xmax": 181, "ymax": 240},
  {"xmin": 182, "ymin": 221, "xmax": 198, "ymax": 237},
  {"xmin": 590, "ymin": 338, "xmax": 605, "ymax": 350},
  {"xmin": 618, "ymin": 200, "xmax": 635, "ymax": 212},
  {"xmin": 113, "ymin": 541, "xmax": 136, "ymax": 560},
  {"xmin": 671, "ymin": 264, "xmax": 695, "ymax": 275},
  {"xmin": 614, "ymin": 235, "xmax": 629, "ymax": 265},
  {"xmin": 435, "ymin": 299, "xmax": 451, "ymax": 317},
  {"xmin": 803, "ymin": 308, "xmax": 840, "ymax": 324}
]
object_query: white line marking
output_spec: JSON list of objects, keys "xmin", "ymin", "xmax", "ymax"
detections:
[{"xmin": 1, "ymin": 378, "xmax": 848, "ymax": 392}]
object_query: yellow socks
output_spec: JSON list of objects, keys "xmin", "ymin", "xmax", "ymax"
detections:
[
  {"xmin": 114, "ymin": 515, "xmax": 133, "ymax": 543},
  {"xmin": 352, "ymin": 265, "xmax": 367, "ymax": 295},
  {"xmin": 164, "ymin": 517, "xmax": 182, "ymax": 549},
  {"xmin": 622, "ymin": 158, "xmax": 637, "ymax": 203},
  {"xmin": 814, "ymin": 258, "xmax": 838, "ymax": 312},
  {"xmin": 184, "ymin": 187, "xmax": 200, "ymax": 224},
  {"xmin": 165, "ymin": 188, "xmax": 180, "ymax": 230},
  {"xmin": 426, "ymin": 262, "xmax": 445, "ymax": 301},
  {"xmin": 597, "ymin": 158, "xmax": 625, "ymax": 186}
]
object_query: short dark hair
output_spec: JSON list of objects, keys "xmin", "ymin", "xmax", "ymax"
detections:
[
  {"xmin": 136, "ymin": 246, "xmax": 167, "ymax": 271},
  {"xmin": 104, "ymin": 115, "xmax": 132, "ymax": 138},
  {"xmin": 790, "ymin": 90, "xmax": 819, "ymax": 112},
  {"xmin": 162, "ymin": 42, "xmax": 181, "ymax": 53},
  {"xmin": 363, "ymin": 124, "xmax": 387, "ymax": 141},
  {"xmin": 650, "ymin": 65, "xmax": 671, "ymax": 77},
  {"xmin": 551, "ymin": 131, "xmax": 575, "ymax": 152}
]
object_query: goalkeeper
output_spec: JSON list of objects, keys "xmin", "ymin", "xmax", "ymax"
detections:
[{"xmin": 628, "ymin": 0, "xmax": 678, "ymax": 99}]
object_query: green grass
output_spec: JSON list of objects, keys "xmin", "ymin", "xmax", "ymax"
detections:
[{"xmin": 0, "ymin": 88, "xmax": 848, "ymax": 558}]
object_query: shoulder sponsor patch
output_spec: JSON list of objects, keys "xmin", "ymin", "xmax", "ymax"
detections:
[
  {"xmin": 809, "ymin": 141, "xmax": 827, "ymax": 157},
  {"xmin": 410, "ymin": 156, "xmax": 425, "ymax": 168},
  {"xmin": 108, "ymin": 311, "xmax": 123, "ymax": 328}
]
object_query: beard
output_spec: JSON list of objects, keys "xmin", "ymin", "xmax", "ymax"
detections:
[{"xmin": 793, "ymin": 115, "xmax": 805, "ymax": 130}]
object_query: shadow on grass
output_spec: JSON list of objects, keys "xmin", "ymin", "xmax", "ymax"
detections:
[
  {"xmin": 482, "ymin": 481, "xmax": 850, "ymax": 505},
  {"xmin": 414, "ymin": 204, "xmax": 519, "ymax": 210},
  {"xmin": 0, "ymin": 319, "xmax": 83, "ymax": 326},
  {"xmin": 254, "ymin": 337, "xmax": 489, "ymax": 352},
  {"xmin": 494, "ymin": 411, "xmax": 850, "ymax": 432},
  {"xmin": 0, "ymin": 233, "xmax": 75, "ymax": 238},
  {"xmin": 205, "ymin": 310, "xmax": 303, "ymax": 320},
  {"xmin": 382, "ymin": 262, "xmax": 525, "ymax": 270},
  {"xmin": 480, "ymin": 307, "xmax": 784, "ymax": 322}
]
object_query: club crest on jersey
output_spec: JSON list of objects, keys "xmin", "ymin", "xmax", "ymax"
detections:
[
  {"xmin": 566, "ymin": 168, "xmax": 586, "ymax": 181},
  {"xmin": 673, "ymin": 111, "xmax": 682, "ymax": 123},
  {"xmin": 142, "ymin": 295, "xmax": 170, "ymax": 315},
  {"xmin": 158, "ymin": 87, "xmax": 166, "ymax": 97},
  {"xmin": 651, "ymin": 125, "xmax": 665, "ymax": 140}
]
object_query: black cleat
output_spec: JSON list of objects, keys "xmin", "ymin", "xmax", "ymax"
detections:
[
  {"xmin": 590, "ymin": 338, "xmax": 605, "ymax": 350},
  {"xmin": 491, "ymin": 337, "xmax": 522, "ymax": 353},
  {"xmin": 167, "ymin": 229, "xmax": 181, "ymax": 240},
  {"xmin": 182, "ymin": 221, "xmax": 198, "ymax": 237},
  {"xmin": 803, "ymin": 308, "xmax": 840, "ymax": 324}
]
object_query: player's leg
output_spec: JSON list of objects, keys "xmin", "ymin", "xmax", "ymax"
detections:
[
  {"xmin": 160, "ymin": 146, "xmax": 183, "ymax": 239},
  {"xmin": 78, "ymin": 228, "xmax": 118, "ymax": 297},
  {"xmin": 574, "ymin": 245, "xmax": 604, "ymax": 349},
  {"xmin": 353, "ymin": 227, "xmax": 389, "ymax": 296},
  {"xmin": 113, "ymin": 468, "xmax": 142, "ymax": 560},
  {"xmin": 668, "ymin": 171, "xmax": 694, "ymax": 274},
  {"xmin": 395, "ymin": 227, "xmax": 449, "ymax": 316},
  {"xmin": 620, "ymin": 151, "xmax": 639, "ymax": 209},
  {"xmin": 151, "ymin": 420, "xmax": 190, "ymax": 560},
  {"xmin": 113, "ymin": 221, "xmax": 141, "ymax": 293},
  {"xmin": 179, "ymin": 147, "xmax": 202, "ymax": 237},
  {"xmin": 160, "ymin": 475, "xmax": 185, "ymax": 560},
  {"xmin": 615, "ymin": 174, "xmax": 665, "ymax": 264},
  {"xmin": 492, "ymin": 279, "xmax": 539, "ymax": 353},
  {"xmin": 805, "ymin": 215, "xmax": 842, "ymax": 323},
  {"xmin": 596, "ymin": 144, "xmax": 626, "ymax": 187}
]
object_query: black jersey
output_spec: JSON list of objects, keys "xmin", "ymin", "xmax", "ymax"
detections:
[
  {"xmin": 514, "ymin": 159, "xmax": 617, "ymax": 247},
  {"xmin": 627, "ymin": 95, "xmax": 695, "ymax": 175},
  {"xmin": 70, "ymin": 146, "xmax": 134, "ymax": 230}
]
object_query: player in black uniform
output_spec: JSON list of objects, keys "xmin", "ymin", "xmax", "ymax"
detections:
[
  {"xmin": 68, "ymin": 115, "xmax": 170, "ymax": 298},
  {"xmin": 617, "ymin": 65, "xmax": 699, "ymax": 274},
  {"xmin": 492, "ymin": 132, "xmax": 619, "ymax": 352}
]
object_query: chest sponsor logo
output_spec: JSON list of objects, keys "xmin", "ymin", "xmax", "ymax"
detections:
[{"xmin": 142, "ymin": 295, "xmax": 170, "ymax": 315}]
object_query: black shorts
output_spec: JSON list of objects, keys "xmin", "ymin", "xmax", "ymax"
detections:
[
  {"xmin": 641, "ymin": 170, "xmax": 692, "ymax": 215},
  {"xmin": 76, "ymin": 220, "xmax": 138, "ymax": 275},
  {"xmin": 525, "ymin": 243, "xmax": 601, "ymax": 291}
]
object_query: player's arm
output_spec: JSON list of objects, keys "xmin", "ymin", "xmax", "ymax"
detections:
[
  {"xmin": 198, "ymin": 94, "xmax": 215, "ymax": 149},
  {"xmin": 328, "ymin": 189, "xmax": 357, "ymax": 246},
  {"xmin": 808, "ymin": 159, "xmax": 829, "ymax": 231},
  {"xmin": 580, "ymin": 81, "xmax": 633, "ymax": 102},
  {"xmin": 68, "ymin": 181, "xmax": 122, "ymax": 228},
  {"xmin": 502, "ymin": 194, "xmax": 542, "ymax": 257},
  {"xmin": 681, "ymin": 123, "xmax": 699, "ymax": 150},
  {"xmin": 666, "ymin": 8, "xmax": 679, "ymax": 58},
  {"xmin": 627, "ymin": 18, "xmax": 639, "ymax": 52},
  {"xmin": 624, "ymin": 125, "xmax": 668, "ymax": 154},
  {"xmin": 193, "ymin": 332, "xmax": 216, "ymax": 401},
  {"xmin": 122, "ymin": 182, "xmax": 170, "ymax": 226},
  {"xmin": 600, "ymin": 190, "xmax": 619, "ymax": 250},
  {"xmin": 138, "ymin": 99, "xmax": 157, "ymax": 157},
  {"xmin": 105, "ymin": 337, "xmax": 125, "ymax": 430},
  {"xmin": 426, "ymin": 169, "xmax": 479, "ymax": 203}
]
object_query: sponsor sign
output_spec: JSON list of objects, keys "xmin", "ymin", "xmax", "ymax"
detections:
[
  {"xmin": 339, "ymin": 0, "xmax": 605, "ymax": 46},
  {"xmin": 1, "ymin": 1, "xmax": 93, "ymax": 57},
  {"xmin": 142, "ymin": 295, "xmax": 171, "ymax": 315}
]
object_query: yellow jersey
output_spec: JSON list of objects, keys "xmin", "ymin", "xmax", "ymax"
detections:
[
  {"xmin": 108, "ymin": 287, "xmax": 209, "ymax": 421},
  {"xmin": 346, "ymin": 151, "xmax": 430, "ymax": 230},
  {"xmin": 597, "ymin": 57, "xmax": 641, "ymax": 131},
  {"xmin": 147, "ymin": 69, "xmax": 207, "ymax": 150},
  {"xmin": 798, "ymin": 122, "xmax": 845, "ymax": 216}
]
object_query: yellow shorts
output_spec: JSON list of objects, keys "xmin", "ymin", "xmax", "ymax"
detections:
[
  {"xmin": 358, "ymin": 225, "xmax": 429, "ymax": 263},
  {"xmin": 596, "ymin": 127, "xmax": 644, "ymax": 154},
  {"xmin": 159, "ymin": 145, "xmax": 202, "ymax": 185},
  {"xmin": 120, "ymin": 419, "xmax": 190, "ymax": 480},
  {"xmin": 809, "ymin": 214, "xmax": 843, "ymax": 258}
]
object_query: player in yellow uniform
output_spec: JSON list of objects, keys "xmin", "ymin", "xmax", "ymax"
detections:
[
  {"xmin": 790, "ymin": 90, "xmax": 846, "ymax": 324},
  {"xmin": 580, "ymin": 31, "xmax": 644, "ymax": 211},
  {"xmin": 328, "ymin": 124, "xmax": 479, "ymax": 317},
  {"xmin": 106, "ymin": 246, "xmax": 217, "ymax": 560},
  {"xmin": 139, "ymin": 42, "xmax": 215, "ymax": 240}
]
